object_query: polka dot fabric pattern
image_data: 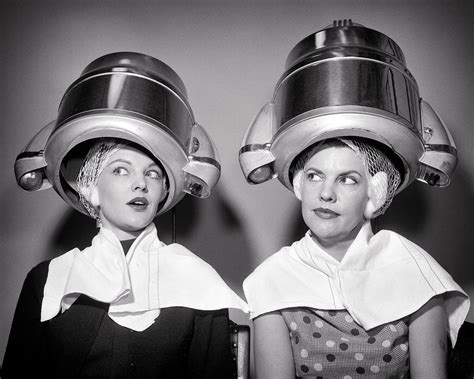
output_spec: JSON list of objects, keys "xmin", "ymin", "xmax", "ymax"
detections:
[{"xmin": 281, "ymin": 308, "xmax": 409, "ymax": 378}]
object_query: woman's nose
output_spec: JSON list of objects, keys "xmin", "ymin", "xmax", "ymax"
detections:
[
  {"xmin": 132, "ymin": 175, "xmax": 148, "ymax": 192},
  {"xmin": 319, "ymin": 182, "xmax": 335, "ymax": 202}
]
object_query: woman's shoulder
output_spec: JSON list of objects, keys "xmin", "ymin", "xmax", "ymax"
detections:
[
  {"xmin": 369, "ymin": 229, "xmax": 443, "ymax": 266},
  {"xmin": 25, "ymin": 260, "xmax": 51, "ymax": 284},
  {"xmin": 242, "ymin": 242, "xmax": 306, "ymax": 313},
  {"xmin": 14, "ymin": 259, "xmax": 53, "ymax": 304},
  {"xmin": 23, "ymin": 246, "xmax": 82, "ymax": 291},
  {"xmin": 159, "ymin": 243, "xmax": 230, "ymax": 277},
  {"xmin": 375, "ymin": 229, "xmax": 427, "ymax": 254},
  {"xmin": 244, "ymin": 240, "xmax": 303, "ymax": 284},
  {"xmin": 161, "ymin": 242, "xmax": 201, "ymax": 257},
  {"xmin": 158, "ymin": 243, "xmax": 248, "ymax": 312},
  {"xmin": 160, "ymin": 243, "xmax": 217, "ymax": 271}
]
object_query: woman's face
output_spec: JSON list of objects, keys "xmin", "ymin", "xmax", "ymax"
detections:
[
  {"xmin": 93, "ymin": 145, "xmax": 167, "ymax": 240},
  {"xmin": 299, "ymin": 145, "xmax": 369, "ymax": 247}
]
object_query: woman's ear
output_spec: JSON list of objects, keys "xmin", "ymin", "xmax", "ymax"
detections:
[
  {"xmin": 90, "ymin": 187, "xmax": 100, "ymax": 208},
  {"xmin": 292, "ymin": 171, "xmax": 303, "ymax": 201},
  {"xmin": 364, "ymin": 172, "xmax": 388, "ymax": 219}
]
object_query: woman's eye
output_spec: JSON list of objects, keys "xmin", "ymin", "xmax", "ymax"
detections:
[
  {"xmin": 112, "ymin": 167, "xmax": 128, "ymax": 175},
  {"xmin": 341, "ymin": 176, "xmax": 357, "ymax": 185},
  {"xmin": 306, "ymin": 172, "xmax": 322, "ymax": 182},
  {"xmin": 146, "ymin": 170, "xmax": 162, "ymax": 179}
]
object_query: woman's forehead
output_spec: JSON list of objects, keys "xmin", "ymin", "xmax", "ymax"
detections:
[
  {"xmin": 305, "ymin": 145, "xmax": 365, "ymax": 172},
  {"xmin": 108, "ymin": 144, "xmax": 159, "ymax": 166}
]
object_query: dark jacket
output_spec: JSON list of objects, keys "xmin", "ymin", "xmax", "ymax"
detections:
[{"xmin": 2, "ymin": 261, "xmax": 235, "ymax": 378}]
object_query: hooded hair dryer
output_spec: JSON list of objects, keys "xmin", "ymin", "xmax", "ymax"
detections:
[
  {"xmin": 15, "ymin": 52, "xmax": 221, "ymax": 217},
  {"xmin": 239, "ymin": 19, "xmax": 457, "ymax": 193}
]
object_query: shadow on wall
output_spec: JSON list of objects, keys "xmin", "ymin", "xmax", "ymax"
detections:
[
  {"xmin": 378, "ymin": 164, "xmax": 474, "ymax": 289},
  {"xmin": 46, "ymin": 187, "xmax": 253, "ymax": 297}
]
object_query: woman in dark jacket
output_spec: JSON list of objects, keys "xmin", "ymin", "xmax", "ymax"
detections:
[{"xmin": 3, "ymin": 52, "xmax": 247, "ymax": 378}]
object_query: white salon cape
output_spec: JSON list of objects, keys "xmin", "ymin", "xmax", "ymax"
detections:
[
  {"xmin": 243, "ymin": 222, "xmax": 469, "ymax": 346},
  {"xmin": 41, "ymin": 223, "xmax": 248, "ymax": 331}
]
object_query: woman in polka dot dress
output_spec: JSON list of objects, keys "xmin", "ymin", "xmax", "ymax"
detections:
[
  {"xmin": 239, "ymin": 21, "xmax": 470, "ymax": 378},
  {"xmin": 243, "ymin": 138, "xmax": 469, "ymax": 378}
]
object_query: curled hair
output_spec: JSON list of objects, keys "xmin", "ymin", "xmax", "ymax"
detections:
[
  {"xmin": 289, "ymin": 138, "xmax": 402, "ymax": 217},
  {"xmin": 76, "ymin": 139, "xmax": 128, "ymax": 220}
]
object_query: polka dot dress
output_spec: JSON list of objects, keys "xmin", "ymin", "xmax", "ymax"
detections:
[{"xmin": 281, "ymin": 308, "xmax": 409, "ymax": 378}]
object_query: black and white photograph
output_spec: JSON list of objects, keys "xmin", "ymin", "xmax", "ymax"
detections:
[{"xmin": 1, "ymin": 1, "xmax": 472, "ymax": 377}]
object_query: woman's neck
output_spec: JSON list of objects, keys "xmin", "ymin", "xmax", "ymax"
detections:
[
  {"xmin": 311, "ymin": 235, "xmax": 354, "ymax": 261},
  {"xmin": 310, "ymin": 221, "xmax": 367, "ymax": 262},
  {"xmin": 120, "ymin": 238, "xmax": 136, "ymax": 256}
]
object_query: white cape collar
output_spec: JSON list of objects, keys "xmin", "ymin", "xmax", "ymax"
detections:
[
  {"xmin": 243, "ymin": 222, "xmax": 469, "ymax": 345},
  {"xmin": 42, "ymin": 223, "xmax": 248, "ymax": 331},
  {"xmin": 295, "ymin": 222, "xmax": 374, "ymax": 274}
]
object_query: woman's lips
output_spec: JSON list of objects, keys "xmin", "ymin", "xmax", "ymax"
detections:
[
  {"xmin": 127, "ymin": 197, "xmax": 149, "ymax": 211},
  {"xmin": 314, "ymin": 207, "xmax": 339, "ymax": 219}
]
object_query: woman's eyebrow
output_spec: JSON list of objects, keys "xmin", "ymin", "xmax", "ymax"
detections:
[
  {"xmin": 304, "ymin": 167, "xmax": 362, "ymax": 176},
  {"xmin": 339, "ymin": 170, "xmax": 362, "ymax": 176},
  {"xmin": 107, "ymin": 158, "xmax": 131, "ymax": 166},
  {"xmin": 304, "ymin": 167, "xmax": 323, "ymax": 173}
]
